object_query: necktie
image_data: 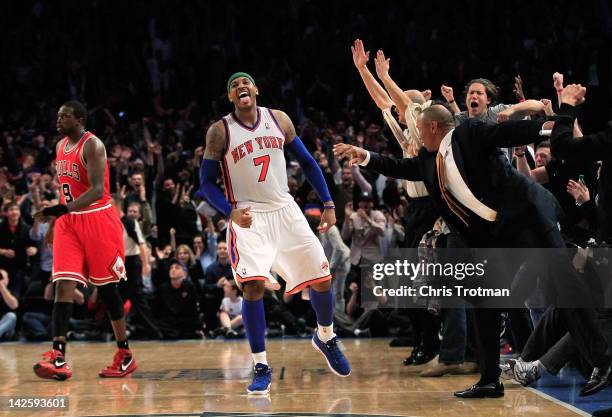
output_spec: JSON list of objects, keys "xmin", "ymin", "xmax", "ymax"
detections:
[{"xmin": 436, "ymin": 152, "xmax": 470, "ymax": 227}]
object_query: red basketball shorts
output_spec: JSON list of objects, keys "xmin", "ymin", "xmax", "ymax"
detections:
[{"xmin": 52, "ymin": 204, "xmax": 126, "ymax": 286}]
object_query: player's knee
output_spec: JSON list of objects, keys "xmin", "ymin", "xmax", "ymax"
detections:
[
  {"xmin": 311, "ymin": 280, "xmax": 332, "ymax": 292},
  {"xmin": 242, "ymin": 280, "xmax": 265, "ymax": 300},
  {"xmin": 97, "ymin": 284, "xmax": 124, "ymax": 321},
  {"xmin": 55, "ymin": 280, "xmax": 78, "ymax": 302}
]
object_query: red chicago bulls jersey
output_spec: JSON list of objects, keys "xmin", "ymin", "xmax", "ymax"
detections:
[{"xmin": 55, "ymin": 132, "xmax": 111, "ymax": 211}]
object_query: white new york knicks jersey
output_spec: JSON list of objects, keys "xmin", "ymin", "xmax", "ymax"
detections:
[{"xmin": 221, "ymin": 107, "xmax": 294, "ymax": 211}]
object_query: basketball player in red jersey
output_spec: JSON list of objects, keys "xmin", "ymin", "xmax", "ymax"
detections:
[{"xmin": 33, "ymin": 101, "xmax": 136, "ymax": 380}]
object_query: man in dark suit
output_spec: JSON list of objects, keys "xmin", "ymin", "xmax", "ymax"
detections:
[
  {"xmin": 550, "ymin": 84, "xmax": 612, "ymax": 243},
  {"xmin": 334, "ymin": 103, "xmax": 609, "ymax": 398}
]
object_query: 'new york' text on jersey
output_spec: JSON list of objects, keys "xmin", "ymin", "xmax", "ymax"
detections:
[{"xmin": 221, "ymin": 107, "xmax": 293, "ymax": 211}]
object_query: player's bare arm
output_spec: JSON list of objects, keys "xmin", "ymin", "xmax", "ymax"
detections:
[
  {"xmin": 202, "ymin": 121, "xmax": 252, "ymax": 227},
  {"xmin": 203, "ymin": 121, "xmax": 226, "ymax": 161},
  {"xmin": 66, "ymin": 136, "xmax": 107, "ymax": 212},
  {"xmin": 272, "ymin": 109, "xmax": 298, "ymax": 146},
  {"xmin": 274, "ymin": 109, "xmax": 336, "ymax": 232}
]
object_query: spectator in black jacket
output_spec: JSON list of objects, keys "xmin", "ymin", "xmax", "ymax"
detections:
[
  {"xmin": 155, "ymin": 178, "xmax": 180, "ymax": 244},
  {"xmin": 0, "ymin": 202, "xmax": 36, "ymax": 298},
  {"xmin": 156, "ymin": 259, "xmax": 203, "ymax": 339}
]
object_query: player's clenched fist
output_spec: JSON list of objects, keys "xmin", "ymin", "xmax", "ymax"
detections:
[
  {"xmin": 230, "ymin": 207, "xmax": 253, "ymax": 228},
  {"xmin": 333, "ymin": 143, "xmax": 367, "ymax": 165}
]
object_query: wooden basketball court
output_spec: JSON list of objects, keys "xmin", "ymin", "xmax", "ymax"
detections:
[{"xmin": 0, "ymin": 339, "xmax": 586, "ymax": 416}]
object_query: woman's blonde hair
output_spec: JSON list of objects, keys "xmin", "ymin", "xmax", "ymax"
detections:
[{"xmin": 176, "ymin": 244, "xmax": 195, "ymax": 266}]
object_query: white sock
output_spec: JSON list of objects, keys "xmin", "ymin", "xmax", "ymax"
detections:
[
  {"xmin": 252, "ymin": 351, "xmax": 268, "ymax": 366},
  {"xmin": 534, "ymin": 360, "xmax": 543, "ymax": 371},
  {"xmin": 317, "ymin": 324, "xmax": 335, "ymax": 342}
]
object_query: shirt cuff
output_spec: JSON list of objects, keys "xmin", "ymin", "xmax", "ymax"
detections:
[
  {"xmin": 558, "ymin": 103, "xmax": 578, "ymax": 118},
  {"xmin": 359, "ymin": 151, "xmax": 371, "ymax": 167}
]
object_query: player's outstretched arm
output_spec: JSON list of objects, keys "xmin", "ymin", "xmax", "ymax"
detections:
[{"xmin": 278, "ymin": 110, "xmax": 335, "ymax": 232}]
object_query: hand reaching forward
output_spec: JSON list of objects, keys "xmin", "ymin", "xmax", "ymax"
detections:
[{"xmin": 333, "ymin": 143, "xmax": 368, "ymax": 166}]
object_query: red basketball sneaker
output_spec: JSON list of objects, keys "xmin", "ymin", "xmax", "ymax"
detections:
[
  {"xmin": 99, "ymin": 349, "xmax": 137, "ymax": 377},
  {"xmin": 34, "ymin": 349, "xmax": 73, "ymax": 381}
]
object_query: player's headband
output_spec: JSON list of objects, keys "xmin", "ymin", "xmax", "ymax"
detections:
[{"xmin": 227, "ymin": 72, "xmax": 256, "ymax": 93}]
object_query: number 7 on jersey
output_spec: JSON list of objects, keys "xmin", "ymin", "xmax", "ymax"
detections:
[{"xmin": 253, "ymin": 155, "xmax": 270, "ymax": 182}]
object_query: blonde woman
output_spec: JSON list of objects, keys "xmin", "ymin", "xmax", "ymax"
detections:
[{"xmin": 175, "ymin": 244, "xmax": 204, "ymax": 285}]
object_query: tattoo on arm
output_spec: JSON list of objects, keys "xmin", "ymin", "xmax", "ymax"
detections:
[
  {"xmin": 203, "ymin": 122, "xmax": 226, "ymax": 161},
  {"xmin": 272, "ymin": 110, "xmax": 297, "ymax": 143}
]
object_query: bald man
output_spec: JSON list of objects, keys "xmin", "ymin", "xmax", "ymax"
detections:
[{"xmin": 334, "ymin": 104, "xmax": 609, "ymax": 399}]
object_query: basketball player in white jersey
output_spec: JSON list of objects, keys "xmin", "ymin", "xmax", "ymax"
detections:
[{"xmin": 197, "ymin": 72, "xmax": 350, "ymax": 395}]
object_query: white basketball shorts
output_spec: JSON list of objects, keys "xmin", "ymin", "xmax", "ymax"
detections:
[{"xmin": 227, "ymin": 201, "xmax": 331, "ymax": 294}]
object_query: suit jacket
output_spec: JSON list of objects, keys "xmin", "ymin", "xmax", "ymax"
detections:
[
  {"xmin": 551, "ymin": 103, "xmax": 612, "ymax": 242},
  {"xmin": 0, "ymin": 219, "xmax": 32, "ymax": 272},
  {"xmin": 367, "ymin": 119, "xmax": 561, "ymax": 247}
]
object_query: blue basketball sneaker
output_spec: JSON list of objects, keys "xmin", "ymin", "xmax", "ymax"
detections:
[
  {"xmin": 247, "ymin": 363, "xmax": 271, "ymax": 395},
  {"xmin": 312, "ymin": 332, "xmax": 351, "ymax": 377}
]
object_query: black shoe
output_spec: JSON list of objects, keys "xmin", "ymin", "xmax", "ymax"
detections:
[
  {"xmin": 403, "ymin": 347, "xmax": 421, "ymax": 366},
  {"xmin": 412, "ymin": 349, "xmax": 436, "ymax": 365},
  {"xmin": 225, "ymin": 329, "xmax": 239, "ymax": 339},
  {"xmin": 454, "ymin": 381, "xmax": 504, "ymax": 398},
  {"xmin": 580, "ymin": 366, "xmax": 611, "ymax": 396},
  {"xmin": 593, "ymin": 407, "xmax": 612, "ymax": 416}
]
